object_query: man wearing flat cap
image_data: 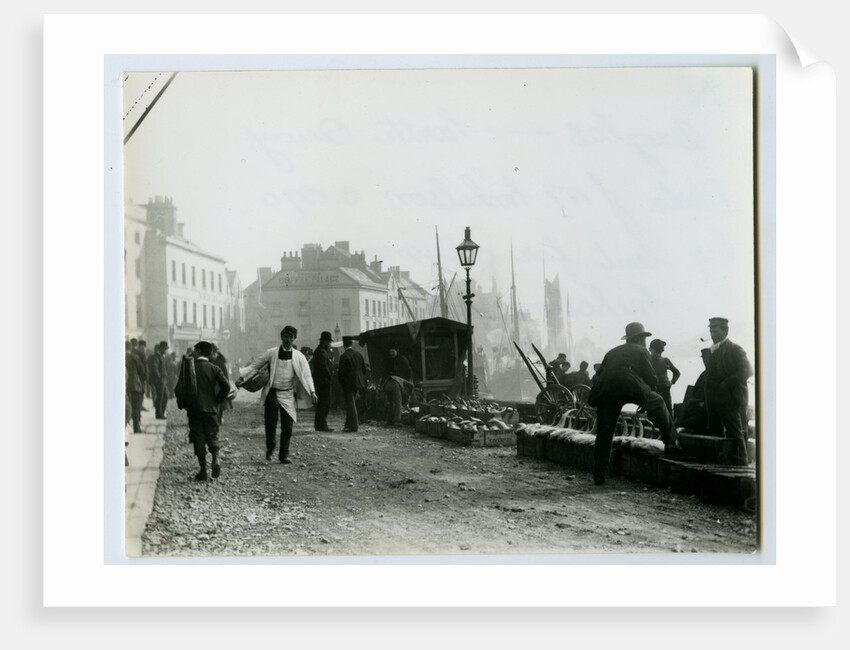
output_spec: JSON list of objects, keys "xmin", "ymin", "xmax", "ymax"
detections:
[
  {"xmin": 587, "ymin": 322, "xmax": 678, "ymax": 485},
  {"xmin": 705, "ymin": 317, "xmax": 754, "ymax": 466},
  {"xmin": 649, "ymin": 338, "xmax": 681, "ymax": 420},
  {"xmin": 338, "ymin": 336, "xmax": 368, "ymax": 432},
  {"xmin": 239, "ymin": 325, "xmax": 317, "ymax": 463},
  {"xmin": 311, "ymin": 331, "xmax": 335, "ymax": 432}
]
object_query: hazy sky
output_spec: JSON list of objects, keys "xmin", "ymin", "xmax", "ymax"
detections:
[{"xmin": 122, "ymin": 65, "xmax": 756, "ymax": 362}]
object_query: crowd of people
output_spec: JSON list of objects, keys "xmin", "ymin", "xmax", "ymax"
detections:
[{"xmin": 127, "ymin": 315, "xmax": 753, "ymax": 484}]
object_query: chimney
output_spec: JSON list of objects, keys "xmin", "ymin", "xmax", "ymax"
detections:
[
  {"xmin": 334, "ymin": 241, "xmax": 350, "ymax": 254},
  {"xmin": 280, "ymin": 251, "xmax": 301, "ymax": 272},
  {"xmin": 176, "ymin": 223, "xmax": 185, "ymax": 239},
  {"xmin": 369, "ymin": 255, "xmax": 383, "ymax": 274}
]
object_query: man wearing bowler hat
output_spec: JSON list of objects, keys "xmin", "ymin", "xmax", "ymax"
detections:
[
  {"xmin": 338, "ymin": 336, "xmax": 368, "ymax": 432},
  {"xmin": 704, "ymin": 317, "xmax": 754, "ymax": 466},
  {"xmin": 312, "ymin": 331, "xmax": 335, "ymax": 432},
  {"xmin": 587, "ymin": 322, "xmax": 679, "ymax": 485},
  {"xmin": 239, "ymin": 325, "xmax": 317, "ymax": 463}
]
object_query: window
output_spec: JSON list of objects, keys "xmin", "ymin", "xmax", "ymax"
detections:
[
  {"xmin": 203, "ymin": 305, "xmax": 208, "ymax": 328},
  {"xmin": 134, "ymin": 232, "xmax": 140, "ymax": 244},
  {"xmin": 211, "ymin": 306, "xmax": 215, "ymax": 328},
  {"xmin": 372, "ymin": 300, "xmax": 377, "ymax": 316},
  {"xmin": 183, "ymin": 301, "xmax": 187, "ymax": 324},
  {"xmin": 135, "ymin": 294, "xmax": 142, "ymax": 326},
  {"xmin": 173, "ymin": 299, "xmax": 177, "ymax": 324},
  {"xmin": 193, "ymin": 303, "xmax": 197, "ymax": 323},
  {"xmin": 343, "ymin": 320, "xmax": 351, "ymax": 333},
  {"xmin": 202, "ymin": 269, "xmax": 206, "ymax": 289},
  {"xmin": 341, "ymin": 298, "xmax": 350, "ymax": 313},
  {"xmin": 365, "ymin": 299, "xmax": 369, "ymax": 315},
  {"xmin": 218, "ymin": 274, "xmax": 222, "ymax": 292},
  {"xmin": 172, "ymin": 260, "xmax": 176, "ymax": 282},
  {"xmin": 135, "ymin": 258, "xmax": 141, "ymax": 278},
  {"xmin": 192, "ymin": 266, "xmax": 196, "ymax": 286},
  {"xmin": 219, "ymin": 307, "xmax": 223, "ymax": 327},
  {"xmin": 182, "ymin": 263, "xmax": 186, "ymax": 285},
  {"xmin": 299, "ymin": 301, "xmax": 308, "ymax": 315}
]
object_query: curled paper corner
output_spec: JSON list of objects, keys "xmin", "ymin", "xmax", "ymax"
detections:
[{"xmin": 762, "ymin": 14, "xmax": 826, "ymax": 69}]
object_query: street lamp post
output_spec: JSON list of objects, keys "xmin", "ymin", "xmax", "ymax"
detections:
[{"xmin": 456, "ymin": 226, "xmax": 480, "ymax": 397}]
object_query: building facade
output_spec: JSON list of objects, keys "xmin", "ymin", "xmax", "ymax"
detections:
[
  {"xmin": 242, "ymin": 242, "xmax": 433, "ymax": 356},
  {"xmin": 124, "ymin": 196, "xmax": 244, "ymax": 357}
]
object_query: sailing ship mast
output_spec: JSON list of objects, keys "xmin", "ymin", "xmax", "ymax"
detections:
[
  {"xmin": 510, "ymin": 241, "xmax": 520, "ymax": 346},
  {"xmin": 435, "ymin": 226, "xmax": 448, "ymax": 318},
  {"xmin": 566, "ymin": 291, "xmax": 574, "ymax": 363}
]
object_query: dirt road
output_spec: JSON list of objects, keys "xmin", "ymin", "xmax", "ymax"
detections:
[{"xmin": 141, "ymin": 394, "xmax": 759, "ymax": 558}]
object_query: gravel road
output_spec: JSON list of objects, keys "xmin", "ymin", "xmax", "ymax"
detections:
[{"xmin": 141, "ymin": 394, "xmax": 759, "ymax": 558}]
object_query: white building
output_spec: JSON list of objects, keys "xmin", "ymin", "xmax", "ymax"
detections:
[{"xmin": 124, "ymin": 196, "xmax": 242, "ymax": 356}]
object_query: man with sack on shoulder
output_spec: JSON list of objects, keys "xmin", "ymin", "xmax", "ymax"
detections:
[
  {"xmin": 241, "ymin": 325, "xmax": 317, "ymax": 464},
  {"xmin": 175, "ymin": 340, "xmax": 231, "ymax": 481}
]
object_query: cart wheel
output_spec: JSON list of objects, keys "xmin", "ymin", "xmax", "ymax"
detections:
[
  {"xmin": 535, "ymin": 384, "xmax": 575, "ymax": 425},
  {"xmin": 569, "ymin": 383, "xmax": 593, "ymax": 417}
]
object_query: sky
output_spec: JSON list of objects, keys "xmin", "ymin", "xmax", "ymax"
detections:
[{"xmin": 121, "ymin": 64, "xmax": 757, "ymax": 376}]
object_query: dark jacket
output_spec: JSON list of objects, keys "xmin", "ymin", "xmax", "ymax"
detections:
[
  {"xmin": 705, "ymin": 340, "xmax": 753, "ymax": 409},
  {"xmin": 338, "ymin": 347, "xmax": 368, "ymax": 392},
  {"xmin": 126, "ymin": 350, "xmax": 146, "ymax": 393},
  {"xmin": 147, "ymin": 351, "xmax": 164, "ymax": 384},
  {"xmin": 175, "ymin": 357, "xmax": 230, "ymax": 413},
  {"xmin": 311, "ymin": 345, "xmax": 334, "ymax": 386},
  {"xmin": 384, "ymin": 354, "xmax": 413, "ymax": 383},
  {"xmin": 587, "ymin": 342, "xmax": 658, "ymax": 407}
]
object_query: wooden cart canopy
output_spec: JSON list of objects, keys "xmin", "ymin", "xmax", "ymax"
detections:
[{"xmin": 357, "ymin": 317, "xmax": 472, "ymax": 393}]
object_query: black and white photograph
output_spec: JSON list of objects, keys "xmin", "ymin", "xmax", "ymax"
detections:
[
  {"xmin": 120, "ymin": 61, "xmax": 764, "ymax": 560},
  {"xmin": 33, "ymin": 3, "xmax": 839, "ymax": 622}
]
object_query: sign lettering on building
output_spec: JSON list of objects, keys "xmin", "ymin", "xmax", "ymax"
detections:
[{"xmin": 279, "ymin": 272, "xmax": 340, "ymax": 285}]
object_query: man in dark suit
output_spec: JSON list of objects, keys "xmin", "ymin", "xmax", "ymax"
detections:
[
  {"xmin": 311, "ymin": 331, "xmax": 335, "ymax": 432},
  {"xmin": 175, "ymin": 340, "xmax": 231, "ymax": 481},
  {"xmin": 704, "ymin": 317, "xmax": 754, "ymax": 466},
  {"xmin": 337, "ymin": 336, "xmax": 368, "ymax": 432},
  {"xmin": 125, "ymin": 338, "xmax": 146, "ymax": 433},
  {"xmin": 587, "ymin": 322, "xmax": 678, "ymax": 485},
  {"xmin": 147, "ymin": 341, "xmax": 165, "ymax": 419}
]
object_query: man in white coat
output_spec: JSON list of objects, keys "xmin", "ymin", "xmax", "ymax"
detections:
[{"xmin": 239, "ymin": 325, "xmax": 317, "ymax": 463}]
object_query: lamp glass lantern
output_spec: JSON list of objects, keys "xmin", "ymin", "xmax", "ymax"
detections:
[{"xmin": 456, "ymin": 227, "xmax": 480, "ymax": 268}]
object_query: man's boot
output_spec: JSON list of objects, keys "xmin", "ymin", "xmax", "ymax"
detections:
[{"xmin": 195, "ymin": 454, "xmax": 208, "ymax": 481}]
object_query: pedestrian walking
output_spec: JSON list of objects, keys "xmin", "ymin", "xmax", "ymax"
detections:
[
  {"xmin": 587, "ymin": 322, "xmax": 679, "ymax": 485},
  {"xmin": 175, "ymin": 341, "xmax": 231, "ymax": 481},
  {"xmin": 337, "ymin": 336, "xmax": 368, "ymax": 432},
  {"xmin": 311, "ymin": 331, "xmax": 335, "ymax": 432},
  {"xmin": 704, "ymin": 317, "xmax": 754, "ymax": 465},
  {"xmin": 237, "ymin": 325, "xmax": 317, "ymax": 463}
]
